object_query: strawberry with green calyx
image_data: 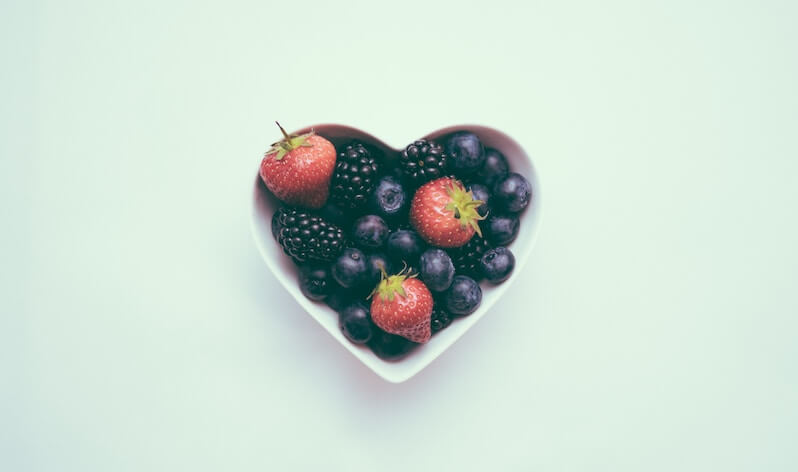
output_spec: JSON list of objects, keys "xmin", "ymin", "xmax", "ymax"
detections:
[
  {"xmin": 259, "ymin": 122, "xmax": 336, "ymax": 209},
  {"xmin": 409, "ymin": 177, "xmax": 486, "ymax": 248},
  {"xmin": 370, "ymin": 267, "xmax": 434, "ymax": 344}
]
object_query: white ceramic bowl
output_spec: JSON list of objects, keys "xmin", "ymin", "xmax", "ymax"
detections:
[{"xmin": 251, "ymin": 124, "xmax": 542, "ymax": 383}]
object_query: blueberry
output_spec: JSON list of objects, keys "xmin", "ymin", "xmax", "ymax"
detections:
[
  {"xmin": 325, "ymin": 284, "xmax": 354, "ymax": 312},
  {"xmin": 476, "ymin": 148, "xmax": 509, "ymax": 186},
  {"xmin": 371, "ymin": 175, "xmax": 409, "ymax": 223},
  {"xmin": 352, "ymin": 215, "xmax": 390, "ymax": 250},
  {"xmin": 298, "ymin": 264, "xmax": 333, "ymax": 301},
  {"xmin": 339, "ymin": 302, "xmax": 374, "ymax": 344},
  {"xmin": 492, "ymin": 173, "xmax": 532, "ymax": 213},
  {"xmin": 444, "ymin": 275, "xmax": 482, "ymax": 316},
  {"xmin": 319, "ymin": 201, "xmax": 352, "ymax": 228},
  {"xmin": 467, "ymin": 183, "xmax": 490, "ymax": 217},
  {"xmin": 485, "ymin": 214, "xmax": 520, "ymax": 246},
  {"xmin": 419, "ymin": 249, "xmax": 455, "ymax": 292},
  {"xmin": 368, "ymin": 328, "xmax": 417, "ymax": 360},
  {"xmin": 332, "ymin": 248, "xmax": 369, "ymax": 289},
  {"xmin": 445, "ymin": 131, "xmax": 485, "ymax": 176},
  {"xmin": 480, "ymin": 247, "xmax": 515, "ymax": 284},
  {"xmin": 366, "ymin": 252, "xmax": 393, "ymax": 287},
  {"xmin": 386, "ymin": 229, "xmax": 426, "ymax": 265}
]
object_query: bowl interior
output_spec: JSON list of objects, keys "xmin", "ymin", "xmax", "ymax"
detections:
[{"xmin": 251, "ymin": 124, "xmax": 542, "ymax": 382}]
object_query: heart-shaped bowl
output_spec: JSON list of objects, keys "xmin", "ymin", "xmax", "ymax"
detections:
[{"xmin": 251, "ymin": 124, "xmax": 542, "ymax": 383}]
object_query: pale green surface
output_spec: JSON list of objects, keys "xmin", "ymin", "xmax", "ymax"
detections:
[{"xmin": 2, "ymin": 0, "xmax": 797, "ymax": 470}]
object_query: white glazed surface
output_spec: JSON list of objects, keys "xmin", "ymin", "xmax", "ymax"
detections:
[{"xmin": 251, "ymin": 124, "xmax": 542, "ymax": 382}]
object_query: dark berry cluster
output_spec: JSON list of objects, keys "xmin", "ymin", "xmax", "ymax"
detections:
[
  {"xmin": 273, "ymin": 208, "xmax": 346, "ymax": 264},
  {"xmin": 449, "ymin": 236, "xmax": 492, "ymax": 280},
  {"xmin": 399, "ymin": 139, "xmax": 448, "ymax": 186},
  {"xmin": 330, "ymin": 142, "xmax": 379, "ymax": 209},
  {"xmin": 269, "ymin": 132, "xmax": 532, "ymax": 361}
]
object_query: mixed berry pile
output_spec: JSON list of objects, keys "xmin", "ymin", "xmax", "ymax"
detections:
[{"xmin": 260, "ymin": 124, "xmax": 532, "ymax": 361}]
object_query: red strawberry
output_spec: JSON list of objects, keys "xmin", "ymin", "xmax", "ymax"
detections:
[
  {"xmin": 409, "ymin": 177, "xmax": 486, "ymax": 248},
  {"xmin": 370, "ymin": 270, "xmax": 434, "ymax": 343},
  {"xmin": 259, "ymin": 122, "xmax": 336, "ymax": 209}
]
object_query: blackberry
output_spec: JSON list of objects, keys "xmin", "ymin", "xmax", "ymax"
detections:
[
  {"xmin": 449, "ymin": 236, "xmax": 491, "ymax": 279},
  {"xmin": 399, "ymin": 139, "xmax": 448, "ymax": 186},
  {"xmin": 274, "ymin": 208, "xmax": 346, "ymax": 264},
  {"xmin": 271, "ymin": 207, "xmax": 286, "ymax": 241},
  {"xmin": 330, "ymin": 142, "xmax": 379, "ymax": 209},
  {"xmin": 430, "ymin": 306, "xmax": 453, "ymax": 334}
]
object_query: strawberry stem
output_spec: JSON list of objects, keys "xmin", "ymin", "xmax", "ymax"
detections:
[
  {"xmin": 275, "ymin": 121, "xmax": 290, "ymax": 140},
  {"xmin": 265, "ymin": 122, "xmax": 315, "ymax": 161},
  {"xmin": 373, "ymin": 267, "xmax": 412, "ymax": 302},
  {"xmin": 443, "ymin": 180, "xmax": 486, "ymax": 237}
]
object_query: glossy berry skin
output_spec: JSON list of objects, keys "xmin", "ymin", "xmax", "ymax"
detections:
[
  {"xmin": 368, "ymin": 329, "xmax": 417, "ymax": 360},
  {"xmin": 386, "ymin": 229, "xmax": 426, "ymax": 265},
  {"xmin": 260, "ymin": 129, "xmax": 336, "ymax": 209},
  {"xmin": 339, "ymin": 302, "xmax": 374, "ymax": 344},
  {"xmin": 476, "ymin": 148, "xmax": 509, "ymax": 187},
  {"xmin": 430, "ymin": 306, "xmax": 453, "ymax": 334},
  {"xmin": 467, "ymin": 183, "xmax": 490, "ymax": 217},
  {"xmin": 352, "ymin": 215, "xmax": 390, "ymax": 250},
  {"xmin": 399, "ymin": 139, "xmax": 449, "ymax": 187},
  {"xmin": 371, "ymin": 277, "xmax": 434, "ymax": 343},
  {"xmin": 444, "ymin": 275, "xmax": 482, "ymax": 316},
  {"xmin": 366, "ymin": 253, "xmax": 393, "ymax": 288},
  {"xmin": 485, "ymin": 214, "xmax": 520, "ymax": 246},
  {"xmin": 445, "ymin": 131, "xmax": 485, "ymax": 177},
  {"xmin": 298, "ymin": 265, "xmax": 333, "ymax": 301},
  {"xmin": 331, "ymin": 248, "xmax": 369, "ymax": 289},
  {"xmin": 419, "ymin": 249, "xmax": 455, "ymax": 292},
  {"xmin": 448, "ymin": 235, "xmax": 491, "ymax": 280},
  {"xmin": 480, "ymin": 247, "xmax": 515, "ymax": 284},
  {"xmin": 274, "ymin": 209, "xmax": 346, "ymax": 264},
  {"xmin": 492, "ymin": 172, "xmax": 532, "ymax": 213},
  {"xmin": 371, "ymin": 175, "xmax": 409, "ymax": 222},
  {"xmin": 329, "ymin": 142, "xmax": 380, "ymax": 210},
  {"xmin": 410, "ymin": 177, "xmax": 485, "ymax": 248}
]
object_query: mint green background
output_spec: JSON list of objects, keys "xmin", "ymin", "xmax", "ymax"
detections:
[{"xmin": 2, "ymin": 0, "xmax": 797, "ymax": 470}]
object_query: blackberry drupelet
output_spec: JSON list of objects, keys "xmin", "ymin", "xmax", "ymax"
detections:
[
  {"xmin": 430, "ymin": 306, "xmax": 453, "ymax": 334},
  {"xmin": 274, "ymin": 208, "xmax": 346, "ymax": 264},
  {"xmin": 271, "ymin": 207, "xmax": 286, "ymax": 241},
  {"xmin": 330, "ymin": 142, "xmax": 379, "ymax": 209},
  {"xmin": 449, "ymin": 236, "xmax": 491, "ymax": 279},
  {"xmin": 399, "ymin": 139, "xmax": 448, "ymax": 186}
]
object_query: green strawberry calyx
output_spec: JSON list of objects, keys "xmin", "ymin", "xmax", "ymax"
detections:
[
  {"xmin": 264, "ymin": 121, "xmax": 314, "ymax": 161},
  {"xmin": 371, "ymin": 265, "xmax": 416, "ymax": 302},
  {"xmin": 444, "ymin": 180, "xmax": 486, "ymax": 237}
]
